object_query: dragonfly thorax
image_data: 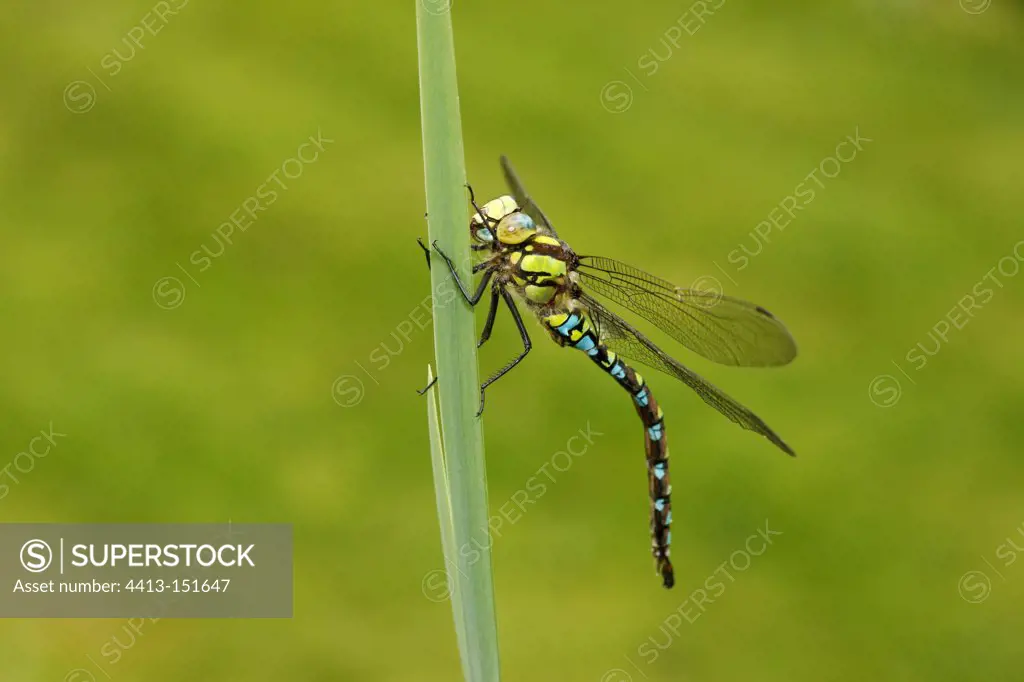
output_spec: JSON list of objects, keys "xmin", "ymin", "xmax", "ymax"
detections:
[{"xmin": 500, "ymin": 233, "xmax": 575, "ymax": 306}]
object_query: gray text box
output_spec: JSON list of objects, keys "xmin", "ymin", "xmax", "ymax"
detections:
[{"xmin": 0, "ymin": 524, "xmax": 292, "ymax": 617}]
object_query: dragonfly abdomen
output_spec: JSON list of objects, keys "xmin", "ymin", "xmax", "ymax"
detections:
[{"xmin": 544, "ymin": 310, "xmax": 675, "ymax": 588}]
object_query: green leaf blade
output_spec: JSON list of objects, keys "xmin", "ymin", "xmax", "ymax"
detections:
[{"xmin": 417, "ymin": 4, "xmax": 500, "ymax": 681}]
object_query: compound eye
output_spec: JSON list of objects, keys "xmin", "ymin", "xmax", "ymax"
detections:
[
  {"xmin": 496, "ymin": 212, "xmax": 536, "ymax": 244},
  {"xmin": 506, "ymin": 213, "xmax": 534, "ymax": 233},
  {"xmin": 475, "ymin": 226, "xmax": 494, "ymax": 243}
]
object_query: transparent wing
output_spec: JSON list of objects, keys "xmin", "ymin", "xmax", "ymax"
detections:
[
  {"xmin": 577, "ymin": 256, "xmax": 797, "ymax": 367},
  {"xmin": 499, "ymin": 155, "xmax": 558, "ymax": 238},
  {"xmin": 581, "ymin": 293, "xmax": 794, "ymax": 456}
]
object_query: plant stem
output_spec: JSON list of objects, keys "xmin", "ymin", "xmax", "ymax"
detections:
[{"xmin": 416, "ymin": 3, "xmax": 500, "ymax": 681}]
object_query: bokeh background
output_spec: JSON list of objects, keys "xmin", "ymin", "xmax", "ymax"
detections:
[{"xmin": 2, "ymin": 0, "xmax": 1023, "ymax": 679}]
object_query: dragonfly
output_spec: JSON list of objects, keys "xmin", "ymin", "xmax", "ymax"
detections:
[{"xmin": 420, "ymin": 156, "xmax": 797, "ymax": 588}]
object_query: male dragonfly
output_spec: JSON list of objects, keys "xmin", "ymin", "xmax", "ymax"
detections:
[{"xmin": 420, "ymin": 156, "xmax": 797, "ymax": 588}]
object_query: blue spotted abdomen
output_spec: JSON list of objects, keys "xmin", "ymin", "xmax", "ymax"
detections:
[{"xmin": 543, "ymin": 310, "xmax": 675, "ymax": 588}]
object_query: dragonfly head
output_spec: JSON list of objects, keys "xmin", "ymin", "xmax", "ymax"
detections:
[
  {"xmin": 470, "ymin": 195, "xmax": 517, "ymax": 246},
  {"xmin": 471, "ymin": 195, "xmax": 539, "ymax": 246}
]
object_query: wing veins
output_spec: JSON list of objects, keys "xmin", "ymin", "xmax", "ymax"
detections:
[
  {"xmin": 577, "ymin": 256, "xmax": 796, "ymax": 367},
  {"xmin": 581, "ymin": 264, "xmax": 747, "ymax": 362},
  {"xmin": 581, "ymin": 294, "xmax": 794, "ymax": 455}
]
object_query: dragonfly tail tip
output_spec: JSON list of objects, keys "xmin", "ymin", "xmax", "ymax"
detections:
[{"xmin": 660, "ymin": 561, "xmax": 675, "ymax": 588}]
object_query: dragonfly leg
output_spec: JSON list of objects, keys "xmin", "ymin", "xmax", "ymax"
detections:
[
  {"xmin": 477, "ymin": 288, "xmax": 532, "ymax": 417},
  {"xmin": 478, "ymin": 289, "xmax": 500, "ymax": 349},
  {"xmin": 416, "ymin": 238, "xmax": 431, "ymax": 271},
  {"xmin": 416, "ymin": 376, "xmax": 438, "ymax": 395},
  {"xmin": 419, "ymin": 288, "xmax": 503, "ymax": 398},
  {"xmin": 431, "ymin": 241, "xmax": 492, "ymax": 306},
  {"xmin": 415, "ymin": 255, "xmax": 497, "ymax": 396}
]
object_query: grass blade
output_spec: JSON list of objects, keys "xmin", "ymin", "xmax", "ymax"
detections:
[
  {"xmin": 416, "ymin": 3, "xmax": 500, "ymax": 682},
  {"xmin": 424, "ymin": 365, "xmax": 471, "ymax": 679}
]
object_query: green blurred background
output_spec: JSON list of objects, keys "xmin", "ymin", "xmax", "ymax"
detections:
[{"xmin": 2, "ymin": 0, "xmax": 1024, "ymax": 679}]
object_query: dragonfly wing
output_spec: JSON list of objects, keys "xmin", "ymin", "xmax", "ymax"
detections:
[
  {"xmin": 500, "ymin": 155, "xmax": 559, "ymax": 238},
  {"xmin": 582, "ymin": 294, "xmax": 795, "ymax": 456},
  {"xmin": 577, "ymin": 256, "xmax": 797, "ymax": 367}
]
